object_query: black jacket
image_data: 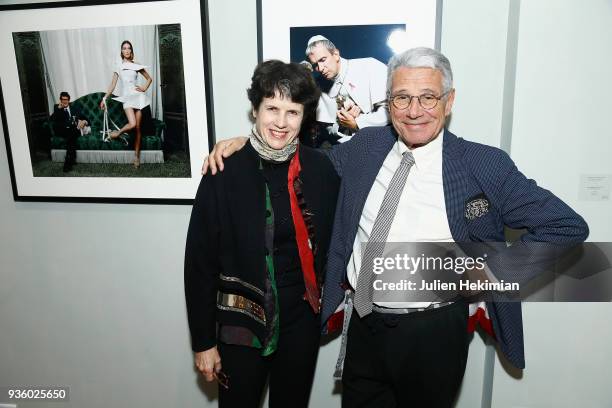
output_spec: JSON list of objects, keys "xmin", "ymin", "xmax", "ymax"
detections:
[
  {"xmin": 185, "ymin": 142, "xmax": 340, "ymax": 352},
  {"xmin": 50, "ymin": 103, "xmax": 88, "ymax": 130}
]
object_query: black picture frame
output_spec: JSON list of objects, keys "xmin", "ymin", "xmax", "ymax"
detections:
[{"xmin": 0, "ymin": 0, "xmax": 215, "ymax": 204}]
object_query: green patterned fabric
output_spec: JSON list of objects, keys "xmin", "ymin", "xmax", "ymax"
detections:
[
  {"xmin": 262, "ymin": 174, "xmax": 280, "ymax": 356},
  {"xmin": 45, "ymin": 91, "xmax": 165, "ymax": 151},
  {"xmin": 142, "ymin": 135, "xmax": 162, "ymax": 150},
  {"xmin": 76, "ymin": 135, "xmax": 102, "ymax": 150}
]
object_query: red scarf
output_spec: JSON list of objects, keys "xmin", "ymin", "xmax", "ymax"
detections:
[{"xmin": 287, "ymin": 147, "xmax": 320, "ymax": 313}]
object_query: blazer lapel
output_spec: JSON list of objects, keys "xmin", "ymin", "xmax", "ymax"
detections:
[
  {"xmin": 442, "ymin": 130, "xmax": 470, "ymax": 242},
  {"xmin": 346, "ymin": 130, "xmax": 396, "ymax": 254}
]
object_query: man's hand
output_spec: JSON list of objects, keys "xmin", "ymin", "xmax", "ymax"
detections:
[
  {"xmin": 347, "ymin": 105, "xmax": 361, "ymax": 118},
  {"xmin": 202, "ymin": 136, "xmax": 248, "ymax": 175},
  {"xmin": 337, "ymin": 109, "xmax": 358, "ymax": 130},
  {"xmin": 194, "ymin": 346, "xmax": 222, "ymax": 382},
  {"xmin": 458, "ymin": 266, "xmax": 490, "ymax": 298},
  {"xmin": 77, "ymin": 120, "xmax": 87, "ymax": 130}
]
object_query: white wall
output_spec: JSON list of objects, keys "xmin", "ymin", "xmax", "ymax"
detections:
[
  {"xmin": 441, "ymin": 1, "xmax": 512, "ymax": 406},
  {"xmin": 442, "ymin": 0, "xmax": 510, "ymax": 147},
  {"xmin": 491, "ymin": 1, "xmax": 612, "ymax": 407},
  {"xmin": 1, "ymin": 0, "xmax": 610, "ymax": 407},
  {"xmin": 207, "ymin": 0, "xmax": 257, "ymax": 141}
]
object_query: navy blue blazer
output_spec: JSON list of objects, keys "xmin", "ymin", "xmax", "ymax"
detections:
[{"xmin": 321, "ymin": 126, "xmax": 589, "ymax": 369}]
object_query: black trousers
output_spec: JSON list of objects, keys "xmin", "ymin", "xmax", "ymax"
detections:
[
  {"xmin": 218, "ymin": 284, "xmax": 320, "ymax": 408},
  {"xmin": 56, "ymin": 125, "xmax": 79, "ymax": 164},
  {"xmin": 342, "ymin": 301, "xmax": 470, "ymax": 408}
]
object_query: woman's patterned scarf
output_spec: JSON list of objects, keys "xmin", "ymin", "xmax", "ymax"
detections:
[{"xmin": 249, "ymin": 124, "xmax": 298, "ymax": 163}]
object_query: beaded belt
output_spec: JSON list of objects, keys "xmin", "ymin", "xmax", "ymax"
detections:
[{"xmin": 217, "ymin": 292, "xmax": 266, "ymax": 325}]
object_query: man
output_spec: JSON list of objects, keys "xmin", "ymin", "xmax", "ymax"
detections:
[
  {"xmin": 203, "ymin": 47, "xmax": 588, "ymax": 407},
  {"xmin": 306, "ymin": 35, "xmax": 389, "ymax": 144},
  {"xmin": 49, "ymin": 91, "xmax": 89, "ymax": 172},
  {"xmin": 320, "ymin": 47, "xmax": 588, "ymax": 407}
]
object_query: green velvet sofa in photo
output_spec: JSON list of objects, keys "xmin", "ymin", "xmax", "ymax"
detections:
[{"xmin": 44, "ymin": 91, "xmax": 166, "ymax": 164}]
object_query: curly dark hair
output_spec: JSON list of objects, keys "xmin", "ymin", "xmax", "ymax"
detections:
[{"xmin": 247, "ymin": 60, "xmax": 321, "ymax": 134}]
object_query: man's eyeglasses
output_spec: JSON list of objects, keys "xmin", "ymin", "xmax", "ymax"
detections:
[{"xmin": 388, "ymin": 91, "xmax": 449, "ymax": 110}]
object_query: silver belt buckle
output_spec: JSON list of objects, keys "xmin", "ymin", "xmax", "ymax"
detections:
[{"xmin": 372, "ymin": 301, "xmax": 455, "ymax": 315}]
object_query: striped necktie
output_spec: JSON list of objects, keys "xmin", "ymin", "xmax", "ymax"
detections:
[{"xmin": 353, "ymin": 151, "xmax": 416, "ymax": 317}]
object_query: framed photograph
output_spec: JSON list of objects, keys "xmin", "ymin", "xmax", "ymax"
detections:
[
  {"xmin": 257, "ymin": 0, "xmax": 441, "ymax": 62},
  {"xmin": 0, "ymin": 0, "xmax": 214, "ymax": 203},
  {"xmin": 257, "ymin": 0, "xmax": 441, "ymax": 147}
]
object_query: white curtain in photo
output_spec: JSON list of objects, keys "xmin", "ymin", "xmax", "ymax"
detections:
[{"xmin": 40, "ymin": 25, "xmax": 163, "ymax": 119}]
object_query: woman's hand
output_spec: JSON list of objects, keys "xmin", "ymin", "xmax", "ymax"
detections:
[
  {"xmin": 195, "ymin": 346, "xmax": 222, "ymax": 382},
  {"xmin": 99, "ymin": 100, "xmax": 106, "ymax": 110},
  {"xmin": 201, "ymin": 136, "xmax": 249, "ymax": 175},
  {"xmin": 135, "ymin": 86, "xmax": 147, "ymax": 92}
]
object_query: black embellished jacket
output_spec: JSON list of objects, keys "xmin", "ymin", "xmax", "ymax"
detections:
[{"xmin": 185, "ymin": 142, "xmax": 340, "ymax": 352}]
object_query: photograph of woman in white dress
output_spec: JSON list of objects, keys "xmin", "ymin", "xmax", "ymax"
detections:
[
  {"xmin": 100, "ymin": 40, "xmax": 153, "ymax": 168},
  {"xmin": 14, "ymin": 23, "xmax": 193, "ymax": 180}
]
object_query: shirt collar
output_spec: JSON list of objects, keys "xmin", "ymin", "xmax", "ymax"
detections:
[
  {"xmin": 334, "ymin": 57, "xmax": 349, "ymax": 85},
  {"xmin": 395, "ymin": 129, "xmax": 444, "ymax": 170}
]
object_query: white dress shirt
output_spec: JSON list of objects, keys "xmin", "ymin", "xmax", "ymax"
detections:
[
  {"xmin": 347, "ymin": 131, "xmax": 453, "ymax": 308},
  {"xmin": 328, "ymin": 57, "xmax": 350, "ymax": 100}
]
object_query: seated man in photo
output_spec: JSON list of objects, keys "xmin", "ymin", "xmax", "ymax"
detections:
[
  {"xmin": 50, "ymin": 91, "xmax": 89, "ymax": 172},
  {"xmin": 306, "ymin": 35, "xmax": 389, "ymax": 144}
]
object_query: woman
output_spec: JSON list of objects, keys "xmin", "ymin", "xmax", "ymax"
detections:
[
  {"xmin": 184, "ymin": 60, "xmax": 340, "ymax": 407},
  {"xmin": 99, "ymin": 40, "xmax": 153, "ymax": 168}
]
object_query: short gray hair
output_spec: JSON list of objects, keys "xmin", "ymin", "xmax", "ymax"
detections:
[
  {"xmin": 386, "ymin": 47, "xmax": 453, "ymax": 95},
  {"xmin": 305, "ymin": 39, "xmax": 337, "ymax": 57}
]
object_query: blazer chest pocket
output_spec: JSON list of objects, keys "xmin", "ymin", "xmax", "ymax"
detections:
[{"xmin": 464, "ymin": 193, "xmax": 499, "ymax": 239}]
